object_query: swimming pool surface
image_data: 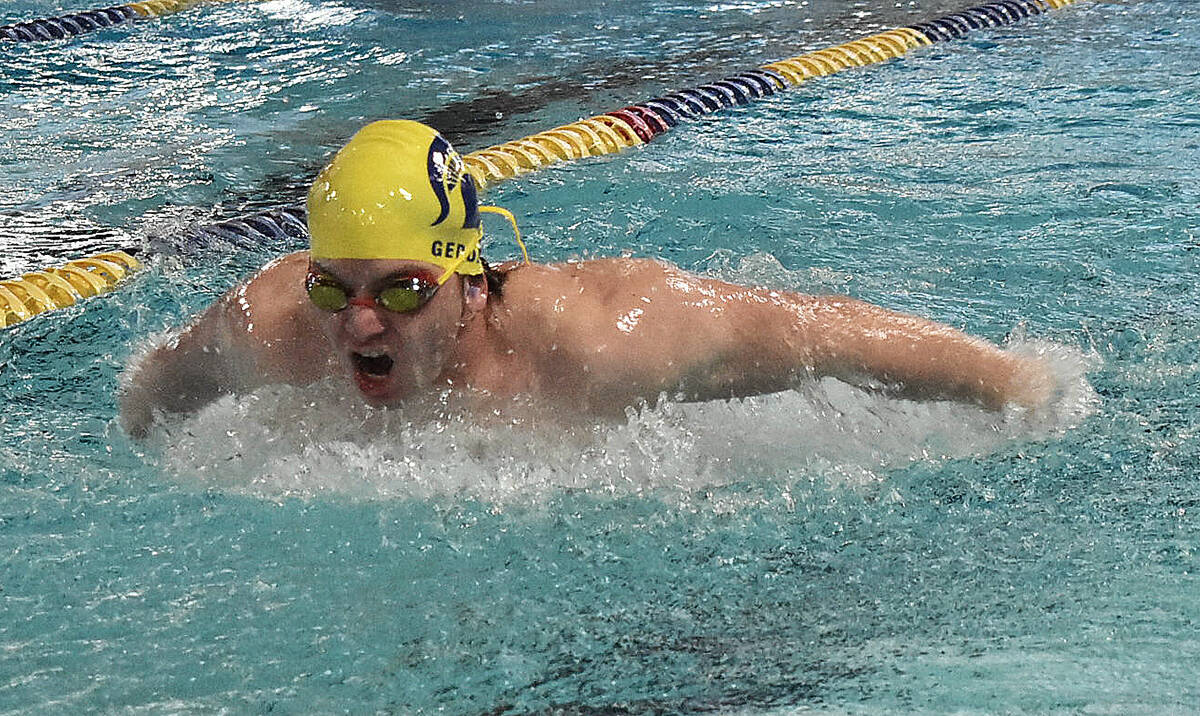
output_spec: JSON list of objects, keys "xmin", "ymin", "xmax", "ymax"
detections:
[{"xmin": 2, "ymin": 0, "xmax": 1198, "ymax": 712}]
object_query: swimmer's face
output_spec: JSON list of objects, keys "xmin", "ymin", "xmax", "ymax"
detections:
[{"xmin": 308, "ymin": 258, "xmax": 465, "ymax": 405}]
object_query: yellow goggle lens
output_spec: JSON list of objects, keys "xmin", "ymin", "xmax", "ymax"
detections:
[
  {"xmin": 376, "ymin": 286, "xmax": 425, "ymax": 313},
  {"xmin": 307, "ymin": 281, "xmax": 349, "ymax": 312},
  {"xmin": 305, "ymin": 271, "xmax": 439, "ymax": 314}
]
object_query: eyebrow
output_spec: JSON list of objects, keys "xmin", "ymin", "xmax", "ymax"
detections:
[{"xmin": 308, "ymin": 261, "xmax": 348, "ymax": 287}]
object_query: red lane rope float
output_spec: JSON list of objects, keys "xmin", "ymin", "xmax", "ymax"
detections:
[
  {"xmin": 462, "ymin": 0, "xmax": 1086, "ymax": 189},
  {"xmin": 0, "ymin": 251, "xmax": 140, "ymax": 329},
  {"xmin": 0, "ymin": 0, "xmax": 231, "ymax": 43}
]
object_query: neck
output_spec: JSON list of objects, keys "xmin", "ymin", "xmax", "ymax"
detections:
[{"xmin": 440, "ymin": 300, "xmax": 506, "ymax": 387}]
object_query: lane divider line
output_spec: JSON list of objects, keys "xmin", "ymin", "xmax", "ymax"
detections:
[
  {"xmin": 0, "ymin": 0, "xmax": 233, "ymax": 43},
  {"xmin": 462, "ymin": 0, "xmax": 1085, "ymax": 189},
  {"xmin": 0, "ymin": 251, "xmax": 140, "ymax": 329}
]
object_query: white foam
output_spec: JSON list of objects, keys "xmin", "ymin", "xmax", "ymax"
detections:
[
  {"xmin": 253, "ymin": 0, "xmax": 367, "ymax": 28},
  {"xmin": 150, "ymin": 337, "xmax": 1098, "ymax": 507}
]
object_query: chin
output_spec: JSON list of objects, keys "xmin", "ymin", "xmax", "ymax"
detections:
[{"xmin": 352, "ymin": 371, "xmax": 409, "ymax": 405}]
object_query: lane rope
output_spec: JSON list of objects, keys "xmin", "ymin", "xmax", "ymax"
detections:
[
  {"xmin": 0, "ymin": 0, "xmax": 230, "ymax": 43},
  {"xmin": 462, "ymin": 0, "xmax": 1086, "ymax": 189},
  {"xmin": 0, "ymin": 0, "xmax": 1086, "ymax": 329},
  {"xmin": 0, "ymin": 251, "xmax": 140, "ymax": 329}
]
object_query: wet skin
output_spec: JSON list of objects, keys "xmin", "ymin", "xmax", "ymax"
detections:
[{"xmin": 120, "ymin": 252, "xmax": 1051, "ymax": 437}]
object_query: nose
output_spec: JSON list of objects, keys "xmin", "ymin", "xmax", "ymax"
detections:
[{"xmin": 342, "ymin": 301, "xmax": 387, "ymax": 341}]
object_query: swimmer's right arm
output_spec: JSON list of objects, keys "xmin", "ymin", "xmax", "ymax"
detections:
[
  {"xmin": 120, "ymin": 254, "xmax": 329, "ymax": 437},
  {"xmin": 119, "ymin": 295, "xmax": 252, "ymax": 438}
]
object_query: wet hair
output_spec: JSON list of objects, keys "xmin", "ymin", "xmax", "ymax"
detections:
[{"xmin": 480, "ymin": 258, "xmax": 507, "ymax": 298}]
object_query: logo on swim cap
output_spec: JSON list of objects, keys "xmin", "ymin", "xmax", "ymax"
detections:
[
  {"xmin": 427, "ymin": 137, "xmax": 481, "ymax": 233},
  {"xmin": 427, "ymin": 136, "xmax": 459, "ymax": 227},
  {"xmin": 307, "ymin": 120, "xmax": 484, "ymax": 278}
]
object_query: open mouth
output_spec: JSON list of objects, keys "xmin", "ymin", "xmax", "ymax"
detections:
[{"xmin": 352, "ymin": 351, "xmax": 394, "ymax": 377}]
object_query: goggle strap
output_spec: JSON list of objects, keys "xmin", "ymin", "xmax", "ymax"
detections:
[
  {"xmin": 431, "ymin": 204, "xmax": 531, "ymax": 285},
  {"xmin": 480, "ymin": 205, "xmax": 531, "ymax": 265},
  {"xmin": 434, "ymin": 232, "xmax": 481, "ymax": 285}
]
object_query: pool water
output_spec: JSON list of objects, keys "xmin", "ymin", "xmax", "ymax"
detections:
[{"xmin": 2, "ymin": 0, "xmax": 1199, "ymax": 712}]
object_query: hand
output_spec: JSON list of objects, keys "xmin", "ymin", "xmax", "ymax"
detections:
[{"xmin": 1005, "ymin": 353, "xmax": 1055, "ymax": 410}]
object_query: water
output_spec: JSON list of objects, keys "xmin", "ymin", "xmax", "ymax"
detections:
[{"xmin": 2, "ymin": 0, "xmax": 1198, "ymax": 712}]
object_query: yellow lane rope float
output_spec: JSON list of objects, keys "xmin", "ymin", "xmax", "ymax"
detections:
[
  {"xmin": 463, "ymin": 0, "xmax": 1086, "ymax": 189},
  {"xmin": 0, "ymin": 252, "xmax": 140, "ymax": 329},
  {"xmin": 0, "ymin": 0, "xmax": 236, "ymax": 42}
]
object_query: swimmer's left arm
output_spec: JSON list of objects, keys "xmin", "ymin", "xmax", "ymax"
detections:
[
  {"xmin": 517, "ymin": 259, "xmax": 1048, "ymax": 413},
  {"xmin": 781, "ymin": 295, "xmax": 1051, "ymax": 409},
  {"xmin": 644, "ymin": 270, "xmax": 1050, "ymax": 410}
]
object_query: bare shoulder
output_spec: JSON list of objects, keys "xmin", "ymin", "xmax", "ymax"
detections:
[
  {"xmin": 483, "ymin": 258, "xmax": 682, "ymax": 408},
  {"xmin": 496, "ymin": 256, "xmax": 811, "ymax": 333},
  {"xmin": 497, "ymin": 257, "xmax": 679, "ymax": 315},
  {"xmin": 119, "ymin": 252, "xmax": 323, "ymax": 434},
  {"xmin": 217, "ymin": 252, "xmax": 312, "ymax": 334},
  {"xmin": 208, "ymin": 251, "xmax": 329, "ymax": 381}
]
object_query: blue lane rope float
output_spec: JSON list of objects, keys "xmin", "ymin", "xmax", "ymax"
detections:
[
  {"xmin": 166, "ymin": 205, "xmax": 309, "ymax": 256},
  {"xmin": 0, "ymin": 0, "xmax": 1086, "ymax": 329},
  {"xmin": 0, "ymin": 0, "xmax": 230, "ymax": 43},
  {"xmin": 462, "ymin": 0, "xmax": 1086, "ymax": 188}
]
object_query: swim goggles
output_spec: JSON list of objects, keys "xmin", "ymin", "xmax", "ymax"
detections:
[{"xmin": 305, "ymin": 267, "xmax": 441, "ymax": 314}]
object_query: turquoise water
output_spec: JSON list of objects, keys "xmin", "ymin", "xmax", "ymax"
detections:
[{"xmin": 2, "ymin": 0, "xmax": 1199, "ymax": 712}]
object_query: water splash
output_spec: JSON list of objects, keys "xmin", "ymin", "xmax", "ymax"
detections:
[{"xmin": 146, "ymin": 335, "xmax": 1097, "ymax": 506}]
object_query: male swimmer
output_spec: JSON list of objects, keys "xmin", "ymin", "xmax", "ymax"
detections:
[{"xmin": 120, "ymin": 120, "xmax": 1050, "ymax": 437}]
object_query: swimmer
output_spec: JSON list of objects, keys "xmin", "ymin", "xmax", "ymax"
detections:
[{"xmin": 120, "ymin": 119, "xmax": 1051, "ymax": 437}]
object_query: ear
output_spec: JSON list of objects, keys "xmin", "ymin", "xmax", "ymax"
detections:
[{"xmin": 462, "ymin": 275, "xmax": 487, "ymax": 314}]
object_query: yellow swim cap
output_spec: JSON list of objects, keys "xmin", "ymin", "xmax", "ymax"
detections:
[{"xmin": 307, "ymin": 120, "xmax": 483, "ymax": 280}]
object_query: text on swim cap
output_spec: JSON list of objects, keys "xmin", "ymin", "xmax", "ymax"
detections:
[{"xmin": 430, "ymin": 241, "xmax": 477, "ymax": 262}]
